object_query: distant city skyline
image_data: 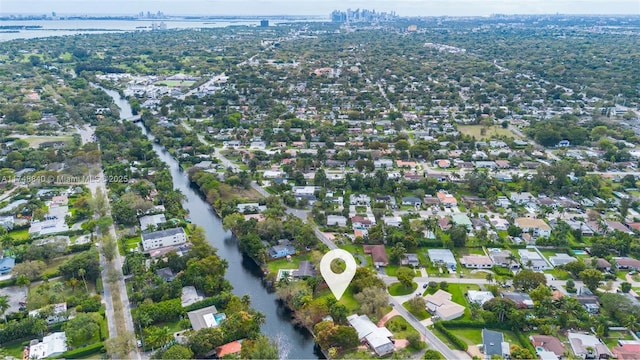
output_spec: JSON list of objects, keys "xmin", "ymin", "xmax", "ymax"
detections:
[{"xmin": 1, "ymin": 0, "xmax": 639, "ymax": 17}]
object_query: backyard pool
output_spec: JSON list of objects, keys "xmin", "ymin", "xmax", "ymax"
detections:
[{"xmin": 573, "ymin": 250, "xmax": 587, "ymax": 255}]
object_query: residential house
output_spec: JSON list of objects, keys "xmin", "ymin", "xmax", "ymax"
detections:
[
  {"xmin": 437, "ymin": 191, "xmax": 458, "ymax": 208},
  {"xmin": 428, "ymin": 249, "xmax": 457, "ymax": 270},
  {"xmin": 511, "ymin": 192, "xmax": 535, "ymax": 205},
  {"xmin": 518, "ymin": 249, "xmax": 550, "ymax": 270},
  {"xmin": 0, "ymin": 256, "xmax": 16, "ymax": 275},
  {"xmin": 292, "ymin": 261, "xmax": 316, "ymax": 278},
  {"xmin": 424, "ymin": 290, "xmax": 465, "ymax": 320},
  {"xmin": 489, "ymin": 249, "xmax": 519, "ymax": 269},
  {"xmin": 401, "ymin": 253, "xmax": 419, "ymax": 267},
  {"xmin": 501, "ymin": 292, "xmax": 534, "ymax": 308},
  {"xmin": 467, "ymin": 290, "xmax": 494, "ymax": 306},
  {"xmin": 567, "ymin": 332, "xmax": 612, "ymax": 359},
  {"xmin": 383, "ymin": 216, "xmax": 402, "ymax": 227},
  {"xmin": 187, "ymin": 305, "xmax": 227, "ymax": 331},
  {"xmin": 156, "ymin": 267, "xmax": 175, "ymax": 282},
  {"xmin": 181, "ymin": 286, "xmax": 203, "ymax": 307},
  {"xmin": 237, "ymin": 203, "xmax": 267, "ymax": 214},
  {"xmin": 530, "ymin": 335, "xmax": 566, "ymax": 359},
  {"xmin": 364, "ymin": 245, "xmax": 388, "ymax": 267},
  {"xmin": 139, "ymin": 213, "xmax": 167, "ymax": 231},
  {"xmin": 461, "ymin": 255, "xmax": 493, "ymax": 269},
  {"xmin": 141, "ymin": 227, "xmax": 187, "ymax": 251},
  {"xmin": 352, "ymin": 216, "xmax": 374, "ymax": 229},
  {"xmin": 326, "ymin": 215, "xmax": 347, "ymax": 227},
  {"xmin": 28, "ymin": 303, "xmax": 67, "ymax": 325},
  {"xmin": 549, "ymin": 253, "xmax": 577, "ymax": 267},
  {"xmin": 491, "ymin": 218, "xmax": 510, "ymax": 231},
  {"xmin": 481, "ymin": 329, "xmax": 510, "ymax": 359},
  {"xmin": 495, "ymin": 196, "xmax": 511, "ymax": 208},
  {"xmin": 268, "ymin": 244, "xmax": 296, "ymax": 259},
  {"xmin": 347, "ymin": 314, "xmax": 395, "ymax": 356},
  {"xmin": 401, "ymin": 196, "xmax": 422, "ymax": 207},
  {"xmin": 514, "ymin": 218, "xmax": 552, "ymax": 238},
  {"xmin": 576, "ymin": 295, "xmax": 600, "ymax": 314},
  {"xmin": 612, "ymin": 344, "xmax": 640, "ymax": 360},
  {"xmin": 350, "ymin": 194, "xmax": 371, "ymax": 206},
  {"xmin": 592, "ymin": 258, "xmax": 611, "ymax": 271},
  {"xmin": 214, "ymin": 340, "xmax": 243, "ymax": 359},
  {"xmin": 29, "ymin": 332, "xmax": 68, "ymax": 360},
  {"xmin": 452, "ymin": 214, "xmax": 473, "ymax": 230},
  {"xmin": 0, "ymin": 216, "xmax": 14, "ymax": 230},
  {"xmin": 613, "ymin": 257, "xmax": 640, "ymax": 271}
]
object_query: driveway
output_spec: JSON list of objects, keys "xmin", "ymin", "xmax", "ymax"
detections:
[{"xmin": 0, "ymin": 286, "xmax": 28, "ymax": 316}]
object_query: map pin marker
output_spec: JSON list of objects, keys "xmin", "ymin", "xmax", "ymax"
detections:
[{"xmin": 320, "ymin": 249, "xmax": 357, "ymax": 301}]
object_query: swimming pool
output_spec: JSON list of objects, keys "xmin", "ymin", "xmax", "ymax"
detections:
[{"xmin": 573, "ymin": 250, "xmax": 587, "ymax": 255}]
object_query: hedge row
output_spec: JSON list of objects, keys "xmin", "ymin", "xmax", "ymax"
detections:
[
  {"xmin": 433, "ymin": 322, "xmax": 468, "ymax": 351},
  {"xmin": 56, "ymin": 341, "xmax": 104, "ymax": 359},
  {"xmin": 184, "ymin": 292, "xmax": 232, "ymax": 313},
  {"xmin": 443, "ymin": 320, "xmax": 511, "ymax": 331}
]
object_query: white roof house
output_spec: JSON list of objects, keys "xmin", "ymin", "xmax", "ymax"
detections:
[
  {"xmin": 347, "ymin": 314, "xmax": 394, "ymax": 356},
  {"xmin": 549, "ymin": 253, "xmax": 577, "ymax": 267},
  {"xmin": 518, "ymin": 249, "xmax": 550, "ymax": 270},
  {"xmin": 467, "ymin": 290, "xmax": 495, "ymax": 306},
  {"xmin": 428, "ymin": 249, "xmax": 457, "ymax": 270},
  {"xmin": 139, "ymin": 213, "xmax": 166, "ymax": 230},
  {"xmin": 326, "ymin": 215, "xmax": 347, "ymax": 227},
  {"xmin": 29, "ymin": 332, "xmax": 67, "ymax": 359}
]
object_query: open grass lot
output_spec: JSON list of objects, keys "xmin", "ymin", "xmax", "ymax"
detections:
[
  {"xmin": 154, "ymin": 80, "xmax": 196, "ymax": 87},
  {"xmin": 220, "ymin": 186, "xmax": 263, "ymax": 202},
  {"xmin": 603, "ymin": 330, "xmax": 635, "ymax": 349},
  {"xmin": 389, "ymin": 282, "xmax": 418, "ymax": 296},
  {"xmin": 27, "ymin": 276, "xmax": 96, "ymax": 310},
  {"xmin": 453, "ymin": 328, "xmax": 523, "ymax": 346},
  {"xmin": 124, "ymin": 236, "xmax": 141, "ymax": 252},
  {"xmin": 2, "ymin": 340, "xmax": 29, "ymax": 358},
  {"xmin": 266, "ymin": 253, "xmax": 312, "ymax": 274},
  {"xmin": 403, "ymin": 300, "xmax": 431, "ymax": 320},
  {"xmin": 457, "ymin": 125, "xmax": 519, "ymax": 139},
  {"xmin": 8, "ymin": 228, "xmax": 29, "ymax": 241},
  {"xmin": 545, "ymin": 268, "xmax": 572, "ymax": 280},
  {"xmin": 444, "ymin": 283, "xmax": 481, "ymax": 320},
  {"xmin": 314, "ymin": 286, "xmax": 360, "ymax": 312},
  {"xmin": 14, "ymin": 135, "xmax": 74, "ymax": 148},
  {"xmin": 386, "ymin": 315, "xmax": 420, "ymax": 339}
]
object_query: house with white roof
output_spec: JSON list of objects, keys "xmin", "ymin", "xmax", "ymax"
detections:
[
  {"xmin": 549, "ymin": 253, "xmax": 577, "ymax": 267},
  {"xmin": 428, "ymin": 249, "xmax": 457, "ymax": 270},
  {"xmin": 424, "ymin": 290, "xmax": 465, "ymax": 320},
  {"xmin": 518, "ymin": 249, "xmax": 550, "ymax": 270},
  {"xmin": 467, "ymin": 290, "xmax": 495, "ymax": 305},
  {"xmin": 347, "ymin": 314, "xmax": 395, "ymax": 356},
  {"xmin": 29, "ymin": 332, "xmax": 67, "ymax": 359},
  {"xmin": 567, "ymin": 332, "xmax": 612, "ymax": 359}
]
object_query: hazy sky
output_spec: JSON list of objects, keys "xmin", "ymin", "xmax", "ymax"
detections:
[{"xmin": 1, "ymin": 0, "xmax": 639, "ymax": 16}]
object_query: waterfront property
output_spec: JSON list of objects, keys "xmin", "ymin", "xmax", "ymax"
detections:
[
  {"xmin": 141, "ymin": 227, "xmax": 187, "ymax": 251},
  {"xmin": 347, "ymin": 314, "xmax": 395, "ymax": 356},
  {"xmin": 187, "ymin": 305, "xmax": 227, "ymax": 331}
]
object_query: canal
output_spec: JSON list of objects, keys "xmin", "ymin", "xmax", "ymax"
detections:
[{"xmin": 99, "ymin": 86, "xmax": 319, "ymax": 359}]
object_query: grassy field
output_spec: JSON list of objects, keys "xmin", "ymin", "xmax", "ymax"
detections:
[
  {"xmin": 403, "ymin": 300, "xmax": 431, "ymax": 320},
  {"xmin": 266, "ymin": 253, "xmax": 312, "ymax": 274},
  {"xmin": 389, "ymin": 282, "xmax": 418, "ymax": 296},
  {"xmin": 458, "ymin": 125, "xmax": 519, "ymax": 139},
  {"xmin": 154, "ymin": 80, "xmax": 196, "ymax": 87},
  {"xmin": 385, "ymin": 315, "xmax": 420, "ymax": 339},
  {"xmin": 8, "ymin": 228, "xmax": 29, "ymax": 241},
  {"xmin": 15, "ymin": 135, "xmax": 74, "ymax": 148},
  {"xmin": 453, "ymin": 328, "xmax": 523, "ymax": 346},
  {"xmin": 603, "ymin": 330, "xmax": 635, "ymax": 348}
]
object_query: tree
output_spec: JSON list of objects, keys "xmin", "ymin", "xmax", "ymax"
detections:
[
  {"xmin": 144, "ymin": 326, "xmax": 172, "ymax": 350},
  {"xmin": 187, "ymin": 327, "xmax": 224, "ymax": 358},
  {"xmin": 354, "ymin": 287, "xmax": 388, "ymax": 320},
  {"xmin": 0, "ymin": 295, "xmax": 9, "ymax": 323},
  {"xmin": 407, "ymin": 333, "xmax": 424, "ymax": 350},
  {"xmin": 64, "ymin": 313, "xmax": 102, "ymax": 346},
  {"xmin": 238, "ymin": 335, "xmax": 279, "ymax": 359},
  {"xmin": 407, "ymin": 296, "xmax": 426, "ymax": 316},
  {"xmin": 162, "ymin": 344, "xmax": 193, "ymax": 360},
  {"xmin": 105, "ymin": 333, "xmax": 136, "ymax": 359},
  {"xmin": 563, "ymin": 260, "xmax": 586, "ymax": 276},
  {"xmin": 423, "ymin": 350, "xmax": 445, "ymax": 359},
  {"xmin": 510, "ymin": 345, "xmax": 535, "ymax": 360},
  {"xmin": 483, "ymin": 298, "xmax": 516, "ymax": 322},
  {"xmin": 513, "ymin": 269, "xmax": 546, "ymax": 291},
  {"xmin": 12, "ymin": 260, "xmax": 46, "ymax": 280},
  {"xmin": 102, "ymin": 235, "xmax": 117, "ymax": 262},
  {"xmin": 529, "ymin": 283, "xmax": 552, "ymax": 303},
  {"xmin": 620, "ymin": 282, "xmax": 632, "ymax": 293},
  {"xmin": 389, "ymin": 243, "xmax": 407, "ymax": 265},
  {"xmin": 396, "ymin": 267, "xmax": 415, "ymax": 289},
  {"xmin": 579, "ymin": 269, "xmax": 604, "ymax": 292},
  {"xmin": 448, "ymin": 225, "xmax": 468, "ymax": 247},
  {"xmin": 565, "ymin": 279, "xmax": 576, "ymax": 293}
]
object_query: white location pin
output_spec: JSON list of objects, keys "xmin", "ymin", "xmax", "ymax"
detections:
[{"xmin": 320, "ymin": 249, "xmax": 357, "ymax": 301}]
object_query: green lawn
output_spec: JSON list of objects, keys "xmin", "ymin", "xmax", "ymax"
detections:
[
  {"xmin": 389, "ymin": 282, "xmax": 418, "ymax": 296},
  {"xmin": 443, "ymin": 283, "xmax": 481, "ymax": 321},
  {"xmin": 385, "ymin": 316, "xmax": 420, "ymax": 340},
  {"xmin": 2, "ymin": 340, "xmax": 29, "ymax": 358},
  {"xmin": 154, "ymin": 80, "xmax": 196, "ymax": 87},
  {"xmin": 315, "ymin": 287, "xmax": 359, "ymax": 312},
  {"xmin": 458, "ymin": 125, "xmax": 519, "ymax": 139},
  {"xmin": 546, "ymin": 268, "xmax": 572, "ymax": 280},
  {"xmin": 266, "ymin": 253, "xmax": 312, "ymax": 274},
  {"xmin": 124, "ymin": 236, "xmax": 141, "ymax": 252},
  {"xmin": 403, "ymin": 300, "xmax": 431, "ymax": 320},
  {"xmin": 603, "ymin": 330, "xmax": 634, "ymax": 349},
  {"xmin": 8, "ymin": 228, "xmax": 29, "ymax": 241}
]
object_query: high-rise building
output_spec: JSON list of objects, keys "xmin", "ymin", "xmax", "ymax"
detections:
[{"xmin": 260, "ymin": 19, "xmax": 269, "ymax": 27}]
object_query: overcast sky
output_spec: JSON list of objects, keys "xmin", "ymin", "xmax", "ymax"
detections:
[{"xmin": 1, "ymin": 0, "xmax": 639, "ymax": 16}]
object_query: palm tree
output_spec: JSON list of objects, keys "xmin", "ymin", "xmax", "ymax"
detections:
[
  {"xmin": 78, "ymin": 268, "xmax": 88, "ymax": 292},
  {"xmin": 485, "ymin": 273, "xmax": 494, "ymax": 283},
  {"xmin": 0, "ymin": 295, "xmax": 9, "ymax": 323},
  {"xmin": 144, "ymin": 326, "xmax": 172, "ymax": 351},
  {"xmin": 624, "ymin": 315, "xmax": 639, "ymax": 332}
]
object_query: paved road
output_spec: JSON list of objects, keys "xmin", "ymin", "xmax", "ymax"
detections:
[{"xmin": 79, "ymin": 125, "xmax": 141, "ymax": 360}]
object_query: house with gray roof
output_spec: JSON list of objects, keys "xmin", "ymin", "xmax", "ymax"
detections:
[
  {"xmin": 482, "ymin": 329, "xmax": 510, "ymax": 359},
  {"xmin": 347, "ymin": 314, "xmax": 394, "ymax": 356},
  {"xmin": 141, "ymin": 227, "xmax": 187, "ymax": 251}
]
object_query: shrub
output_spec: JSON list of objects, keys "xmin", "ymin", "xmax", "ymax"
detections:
[{"xmin": 433, "ymin": 322, "xmax": 467, "ymax": 351}]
